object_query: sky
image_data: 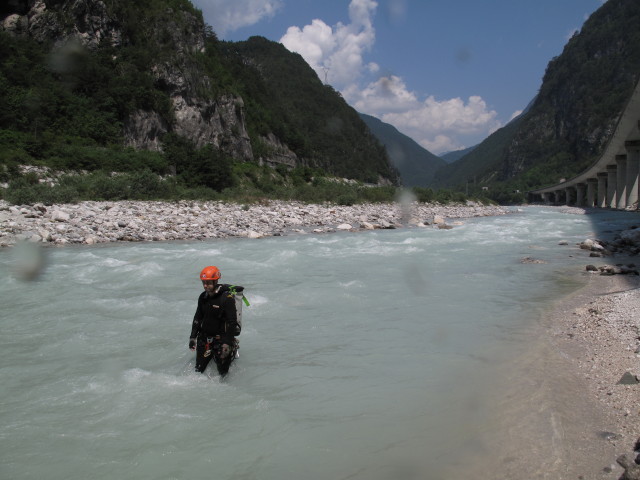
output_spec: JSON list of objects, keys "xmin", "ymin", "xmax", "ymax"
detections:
[{"xmin": 190, "ymin": 0, "xmax": 607, "ymax": 155}]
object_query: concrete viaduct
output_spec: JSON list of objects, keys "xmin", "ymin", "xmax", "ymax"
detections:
[{"xmin": 528, "ymin": 79, "xmax": 640, "ymax": 210}]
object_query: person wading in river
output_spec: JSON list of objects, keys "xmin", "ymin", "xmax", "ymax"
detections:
[{"xmin": 189, "ymin": 266, "xmax": 241, "ymax": 376}]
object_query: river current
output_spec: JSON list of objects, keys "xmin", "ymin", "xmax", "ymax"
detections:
[{"xmin": 2, "ymin": 206, "xmax": 638, "ymax": 480}]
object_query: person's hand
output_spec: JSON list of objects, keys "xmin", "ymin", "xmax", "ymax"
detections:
[{"xmin": 189, "ymin": 338, "xmax": 196, "ymax": 350}]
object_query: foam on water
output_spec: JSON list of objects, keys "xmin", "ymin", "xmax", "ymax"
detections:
[{"xmin": 2, "ymin": 206, "xmax": 639, "ymax": 480}]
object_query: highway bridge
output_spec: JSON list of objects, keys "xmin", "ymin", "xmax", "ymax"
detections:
[{"xmin": 528, "ymin": 79, "xmax": 640, "ymax": 210}]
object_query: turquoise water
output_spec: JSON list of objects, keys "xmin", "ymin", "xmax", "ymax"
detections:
[{"xmin": 1, "ymin": 206, "xmax": 638, "ymax": 480}]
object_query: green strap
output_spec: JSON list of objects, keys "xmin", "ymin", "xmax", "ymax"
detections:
[{"xmin": 229, "ymin": 285, "xmax": 250, "ymax": 307}]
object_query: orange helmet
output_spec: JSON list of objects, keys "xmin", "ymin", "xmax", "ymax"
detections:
[{"xmin": 200, "ymin": 266, "xmax": 221, "ymax": 281}]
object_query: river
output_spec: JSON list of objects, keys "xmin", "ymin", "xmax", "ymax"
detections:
[{"xmin": 2, "ymin": 206, "xmax": 638, "ymax": 480}]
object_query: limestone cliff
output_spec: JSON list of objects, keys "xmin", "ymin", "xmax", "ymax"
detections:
[{"xmin": 2, "ymin": 0, "xmax": 272, "ymax": 166}]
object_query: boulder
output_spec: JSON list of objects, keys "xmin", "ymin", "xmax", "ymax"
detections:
[
  {"xmin": 617, "ymin": 372, "xmax": 640, "ymax": 385},
  {"xmin": 51, "ymin": 210, "xmax": 70, "ymax": 222},
  {"xmin": 245, "ymin": 230, "xmax": 263, "ymax": 239},
  {"xmin": 521, "ymin": 257, "xmax": 547, "ymax": 264},
  {"xmin": 618, "ymin": 453, "xmax": 640, "ymax": 480}
]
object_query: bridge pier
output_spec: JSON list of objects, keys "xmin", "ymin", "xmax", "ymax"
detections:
[
  {"xmin": 616, "ymin": 154, "xmax": 628, "ymax": 209},
  {"xmin": 565, "ymin": 186, "xmax": 573, "ymax": 206},
  {"xmin": 626, "ymin": 140, "xmax": 640, "ymax": 208},
  {"xmin": 597, "ymin": 172, "xmax": 608, "ymax": 207},
  {"xmin": 576, "ymin": 183, "xmax": 586, "ymax": 206},
  {"xmin": 554, "ymin": 190, "xmax": 562, "ymax": 204},
  {"xmin": 607, "ymin": 165, "xmax": 618, "ymax": 208},
  {"xmin": 586, "ymin": 179, "xmax": 598, "ymax": 207}
]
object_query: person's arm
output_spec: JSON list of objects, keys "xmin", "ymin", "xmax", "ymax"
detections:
[{"xmin": 189, "ymin": 294, "xmax": 204, "ymax": 349}]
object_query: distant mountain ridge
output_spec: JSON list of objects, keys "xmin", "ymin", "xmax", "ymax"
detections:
[
  {"xmin": 358, "ymin": 113, "xmax": 445, "ymax": 187},
  {"xmin": 440, "ymin": 146, "xmax": 477, "ymax": 164}
]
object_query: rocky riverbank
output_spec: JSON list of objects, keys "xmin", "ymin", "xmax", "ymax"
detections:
[
  {"xmin": 552, "ymin": 206, "xmax": 640, "ymax": 478},
  {"xmin": 550, "ymin": 273, "xmax": 640, "ymax": 480},
  {"xmin": 0, "ymin": 199, "xmax": 510, "ymax": 247}
]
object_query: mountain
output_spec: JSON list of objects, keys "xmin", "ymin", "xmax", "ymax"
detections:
[
  {"xmin": 0, "ymin": 0, "xmax": 398, "ymax": 186},
  {"xmin": 432, "ymin": 117, "xmax": 524, "ymax": 189},
  {"xmin": 432, "ymin": 0, "xmax": 640, "ymax": 202},
  {"xmin": 439, "ymin": 146, "xmax": 477, "ymax": 164},
  {"xmin": 358, "ymin": 113, "xmax": 445, "ymax": 187}
]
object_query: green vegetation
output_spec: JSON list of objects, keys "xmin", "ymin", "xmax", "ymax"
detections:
[
  {"xmin": 226, "ymin": 37, "xmax": 397, "ymax": 183},
  {"xmin": 2, "ymin": 163, "xmax": 473, "ymax": 206}
]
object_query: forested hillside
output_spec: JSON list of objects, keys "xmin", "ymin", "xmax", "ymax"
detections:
[
  {"xmin": 432, "ymin": 0, "xmax": 640, "ymax": 203},
  {"xmin": 229, "ymin": 37, "xmax": 396, "ymax": 184},
  {"xmin": 358, "ymin": 113, "xmax": 445, "ymax": 187},
  {"xmin": 0, "ymin": 0, "xmax": 398, "ymax": 204}
]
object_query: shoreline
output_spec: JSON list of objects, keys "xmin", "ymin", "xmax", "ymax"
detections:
[
  {"xmin": 451, "ymin": 252, "xmax": 640, "ymax": 478},
  {"xmin": 545, "ymin": 272, "xmax": 640, "ymax": 478},
  {"xmin": 0, "ymin": 199, "xmax": 510, "ymax": 247},
  {"xmin": 496, "ymin": 272, "xmax": 639, "ymax": 479}
]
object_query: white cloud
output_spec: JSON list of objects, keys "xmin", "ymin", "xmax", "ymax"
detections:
[
  {"xmin": 345, "ymin": 75, "xmax": 501, "ymax": 153},
  {"xmin": 509, "ymin": 109, "xmax": 523, "ymax": 121},
  {"xmin": 191, "ymin": 0, "xmax": 283, "ymax": 37},
  {"xmin": 280, "ymin": 0, "xmax": 377, "ymax": 86},
  {"xmin": 420, "ymin": 134, "xmax": 460, "ymax": 154},
  {"xmin": 566, "ymin": 27, "xmax": 579, "ymax": 40},
  {"xmin": 343, "ymin": 75, "xmax": 417, "ymax": 112}
]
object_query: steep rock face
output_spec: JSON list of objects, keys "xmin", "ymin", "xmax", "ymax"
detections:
[
  {"xmin": 499, "ymin": 0, "xmax": 640, "ymax": 181},
  {"xmin": 257, "ymin": 133, "xmax": 298, "ymax": 168},
  {"xmin": 1, "ymin": 0, "xmax": 255, "ymax": 162},
  {"xmin": 146, "ymin": 58, "xmax": 253, "ymax": 160},
  {"xmin": 122, "ymin": 110, "xmax": 168, "ymax": 152},
  {"xmin": 2, "ymin": 0, "xmax": 124, "ymax": 48}
]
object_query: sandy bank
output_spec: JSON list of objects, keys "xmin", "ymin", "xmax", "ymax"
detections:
[
  {"xmin": 450, "ymin": 263, "xmax": 640, "ymax": 479},
  {"xmin": 545, "ymin": 272, "xmax": 640, "ymax": 479}
]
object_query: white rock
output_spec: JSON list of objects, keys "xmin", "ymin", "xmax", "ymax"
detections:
[
  {"xmin": 38, "ymin": 229, "xmax": 52, "ymax": 242},
  {"xmin": 51, "ymin": 210, "xmax": 70, "ymax": 222},
  {"xmin": 337, "ymin": 223, "xmax": 353, "ymax": 230}
]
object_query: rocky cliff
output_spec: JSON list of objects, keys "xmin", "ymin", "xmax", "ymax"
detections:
[{"xmin": 2, "ymin": 0, "xmax": 259, "ymax": 164}]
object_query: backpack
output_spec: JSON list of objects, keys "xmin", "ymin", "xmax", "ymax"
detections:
[{"xmin": 224, "ymin": 284, "xmax": 250, "ymax": 330}]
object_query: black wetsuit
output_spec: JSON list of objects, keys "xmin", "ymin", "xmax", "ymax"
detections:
[{"xmin": 190, "ymin": 284, "xmax": 241, "ymax": 375}]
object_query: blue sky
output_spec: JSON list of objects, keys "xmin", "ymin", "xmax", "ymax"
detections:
[{"xmin": 190, "ymin": 0, "xmax": 606, "ymax": 154}]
